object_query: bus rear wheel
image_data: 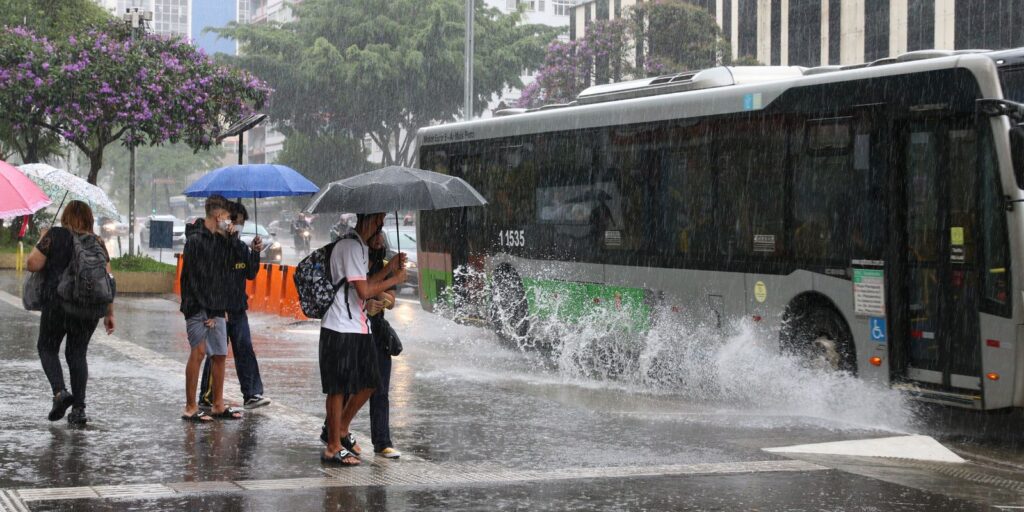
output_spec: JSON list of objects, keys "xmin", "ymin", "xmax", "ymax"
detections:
[
  {"xmin": 781, "ymin": 306, "xmax": 857, "ymax": 376},
  {"xmin": 489, "ymin": 266, "xmax": 530, "ymax": 343}
]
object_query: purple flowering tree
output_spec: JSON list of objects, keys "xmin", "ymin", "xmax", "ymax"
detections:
[
  {"xmin": 0, "ymin": 27, "xmax": 62, "ymax": 164},
  {"xmin": 0, "ymin": 22, "xmax": 270, "ymax": 184}
]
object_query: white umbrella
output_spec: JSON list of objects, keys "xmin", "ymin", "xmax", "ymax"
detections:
[{"xmin": 18, "ymin": 163, "xmax": 119, "ymax": 219}]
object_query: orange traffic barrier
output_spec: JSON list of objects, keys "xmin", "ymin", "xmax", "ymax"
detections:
[
  {"xmin": 266, "ymin": 264, "xmax": 285, "ymax": 315},
  {"xmin": 173, "ymin": 254, "xmax": 183, "ymax": 296},
  {"xmin": 251, "ymin": 263, "xmax": 271, "ymax": 312}
]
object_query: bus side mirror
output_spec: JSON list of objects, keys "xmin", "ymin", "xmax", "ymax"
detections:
[{"xmin": 1012, "ymin": 127, "xmax": 1024, "ymax": 189}]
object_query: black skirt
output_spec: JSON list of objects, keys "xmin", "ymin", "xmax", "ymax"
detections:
[{"xmin": 319, "ymin": 328, "xmax": 381, "ymax": 395}]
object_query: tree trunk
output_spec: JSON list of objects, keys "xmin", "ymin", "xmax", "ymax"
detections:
[{"xmin": 87, "ymin": 150, "xmax": 103, "ymax": 185}]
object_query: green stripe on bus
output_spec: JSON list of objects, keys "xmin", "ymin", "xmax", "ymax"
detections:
[
  {"xmin": 421, "ymin": 267, "xmax": 453, "ymax": 306},
  {"xmin": 521, "ymin": 278, "xmax": 651, "ymax": 332}
]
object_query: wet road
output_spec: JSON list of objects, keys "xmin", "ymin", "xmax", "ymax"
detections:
[{"xmin": 0, "ymin": 270, "xmax": 1022, "ymax": 511}]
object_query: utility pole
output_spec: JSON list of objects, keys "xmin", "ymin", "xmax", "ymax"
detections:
[
  {"xmin": 123, "ymin": 8, "xmax": 152, "ymax": 256},
  {"xmin": 464, "ymin": 0, "xmax": 474, "ymax": 121}
]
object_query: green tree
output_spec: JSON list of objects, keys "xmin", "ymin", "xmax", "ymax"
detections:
[
  {"xmin": 216, "ymin": 0, "xmax": 558, "ymax": 171},
  {"xmin": 632, "ymin": 0, "xmax": 731, "ymax": 75}
]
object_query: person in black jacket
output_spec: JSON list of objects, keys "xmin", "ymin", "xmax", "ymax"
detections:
[
  {"xmin": 179, "ymin": 195, "xmax": 242, "ymax": 422},
  {"xmin": 198, "ymin": 201, "xmax": 270, "ymax": 410}
]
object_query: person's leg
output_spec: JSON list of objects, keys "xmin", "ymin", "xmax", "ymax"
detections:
[
  {"xmin": 37, "ymin": 307, "xmax": 68, "ymax": 397},
  {"xmin": 184, "ymin": 311, "xmax": 212, "ymax": 418},
  {"xmin": 63, "ymin": 316, "xmax": 98, "ymax": 411},
  {"xmin": 369, "ymin": 351, "xmax": 393, "ymax": 451},
  {"xmin": 325, "ymin": 393, "xmax": 344, "ymax": 455},
  {"xmin": 210, "ymin": 354, "xmax": 228, "ymax": 409},
  {"xmin": 184, "ymin": 344, "xmax": 206, "ymax": 415},
  {"xmin": 228, "ymin": 311, "xmax": 265, "ymax": 401},
  {"xmin": 340, "ymin": 387, "xmax": 375, "ymax": 440},
  {"xmin": 198, "ymin": 355, "xmax": 213, "ymax": 406}
]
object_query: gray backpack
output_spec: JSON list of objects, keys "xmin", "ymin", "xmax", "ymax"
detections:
[{"xmin": 57, "ymin": 233, "xmax": 115, "ymax": 319}]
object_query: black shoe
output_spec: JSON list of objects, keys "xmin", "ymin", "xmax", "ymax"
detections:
[
  {"xmin": 67, "ymin": 407, "xmax": 88, "ymax": 426},
  {"xmin": 48, "ymin": 390, "xmax": 74, "ymax": 421},
  {"xmin": 320, "ymin": 424, "xmax": 328, "ymax": 444},
  {"xmin": 243, "ymin": 395, "xmax": 271, "ymax": 410}
]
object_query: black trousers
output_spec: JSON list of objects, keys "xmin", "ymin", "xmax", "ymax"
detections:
[
  {"xmin": 369, "ymin": 316, "xmax": 393, "ymax": 451},
  {"xmin": 38, "ymin": 304, "xmax": 99, "ymax": 409}
]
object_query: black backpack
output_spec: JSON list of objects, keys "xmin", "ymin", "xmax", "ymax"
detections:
[
  {"xmin": 294, "ymin": 233, "xmax": 361, "ymax": 319},
  {"xmin": 57, "ymin": 232, "xmax": 115, "ymax": 319}
]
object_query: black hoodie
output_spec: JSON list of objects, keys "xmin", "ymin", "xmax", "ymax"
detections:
[{"xmin": 179, "ymin": 220, "xmax": 235, "ymax": 319}]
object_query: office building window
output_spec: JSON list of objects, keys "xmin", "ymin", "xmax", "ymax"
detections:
[
  {"xmin": 956, "ymin": 0, "xmax": 1024, "ymax": 51},
  {"xmin": 554, "ymin": 0, "xmax": 574, "ymax": 16},
  {"xmin": 738, "ymin": 0, "xmax": 757, "ymax": 61},
  {"xmin": 907, "ymin": 0, "xmax": 934, "ymax": 51},
  {"xmin": 864, "ymin": 0, "xmax": 889, "ymax": 61},
  {"xmin": 770, "ymin": 0, "xmax": 781, "ymax": 65},
  {"xmin": 788, "ymin": 0, "xmax": 820, "ymax": 66},
  {"xmin": 828, "ymin": 0, "xmax": 840, "ymax": 64}
]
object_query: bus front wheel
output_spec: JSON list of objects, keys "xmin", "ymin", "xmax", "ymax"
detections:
[
  {"xmin": 489, "ymin": 266, "xmax": 530, "ymax": 342},
  {"xmin": 781, "ymin": 306, "xmax": 857, "ymax": 376}
]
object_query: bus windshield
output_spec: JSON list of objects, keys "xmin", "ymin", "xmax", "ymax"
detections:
[{"xmin": 1001, "ymin": 65, "xmax": 1024, "ymax": 103}]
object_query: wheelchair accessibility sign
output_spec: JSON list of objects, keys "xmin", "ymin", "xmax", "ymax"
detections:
[{"xmin": 869, "ymin": 317, "xmax": 887, "ymax": 343}]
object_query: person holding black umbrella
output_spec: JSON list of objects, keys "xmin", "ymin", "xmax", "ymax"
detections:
[{"xmin": 320, "ymin": 213, "xmax": 407, "ymax": 466}]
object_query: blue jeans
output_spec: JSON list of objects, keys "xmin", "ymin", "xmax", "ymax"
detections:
[{"xmin": 200, "ymin": 310, "xmax": 264, "ymax": 403}]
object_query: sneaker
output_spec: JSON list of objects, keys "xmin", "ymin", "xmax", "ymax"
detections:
[
  {"xmin": 243, "ymin": 395, "xmax": 271, "ymax": 410},
  {"xmin": 47, "ymin": 390, "xmax": 74, "ymax": 421},
  {"xmin": 67, "ymin": 407, "xmax": 88, "ymax": 426},
  {"xmin": 375, "ymin": 447, "xmax": 401, "ymax": 459}
]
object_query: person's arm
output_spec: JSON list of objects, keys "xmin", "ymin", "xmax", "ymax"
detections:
[
  {"xmin": 244, "ymin": 241, "xmax": 260, "ymax": 280},
  {"xmin": 352, "ymin": 271, "xmax": 405, "ymax": 301},
  {"xmin": 26, "ymin": 248, "xmax": 46, "ymax": 272}
]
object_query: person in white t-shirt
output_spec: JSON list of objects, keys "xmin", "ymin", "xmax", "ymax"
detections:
[{"xmin": 320, "ymin": 212, "xmax": 407, "ymax": 466}]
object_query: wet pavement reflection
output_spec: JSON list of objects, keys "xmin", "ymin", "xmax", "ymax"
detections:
[{"xmin": 0, "ymin": 270, "xmax": 1021, "ymax": 511}]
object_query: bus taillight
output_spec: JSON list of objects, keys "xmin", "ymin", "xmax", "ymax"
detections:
[
  {"xmin": 869, "ymin": 356, "xmax": 882, "ymax": 366},
  {"xmin": 987, "ymin": 372, "xmax": 1000, "ymax": 381}
]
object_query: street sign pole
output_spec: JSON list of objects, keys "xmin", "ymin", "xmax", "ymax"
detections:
[{"xmin": 464, "ymin": 0, "xmax": 473, "ymax": 121}]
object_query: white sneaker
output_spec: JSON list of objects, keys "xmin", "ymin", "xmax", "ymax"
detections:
[
  {"xmin": 376, "ymin": 447, "xmax": 401, "ymax": 459},
  {"xmin": 243, "ymin": 395, "xmax": 271, "ymax": 409}
]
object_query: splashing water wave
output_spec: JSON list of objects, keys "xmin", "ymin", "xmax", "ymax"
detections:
[{"xmin": 436, "ymin": 265, "xmax": 917, "ymax": 432}]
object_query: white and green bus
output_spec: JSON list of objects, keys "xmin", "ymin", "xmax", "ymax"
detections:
[{"xmin": 416, "ymin": 48, "xmax": 1024, "ymax": 410}]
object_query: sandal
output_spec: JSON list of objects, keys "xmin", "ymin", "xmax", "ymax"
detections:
[
  {"xmin": 341, "ymin": 433, "xmax": 361, "ymax": 456},
  {"xmin": 181, "ymin": 410, "xmax": 213, "ymax": 422},
  {"xmin": 210, "ymin": 407, "xmax": 243, "ymax": 420},
  {"xmin": 321, "ymin": 449, "xmax": 360, "ymax": 466}
]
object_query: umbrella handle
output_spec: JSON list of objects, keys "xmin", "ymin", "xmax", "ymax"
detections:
[{"xmin": 49, "ymin": 191, "xmax": 69, "ymax": 230}]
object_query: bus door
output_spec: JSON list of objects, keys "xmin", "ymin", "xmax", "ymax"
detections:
[{"xmin": 896, "ymin": 115, "xmax": 983, "ymax": 393}]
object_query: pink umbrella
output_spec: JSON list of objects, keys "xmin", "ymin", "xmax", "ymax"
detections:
[{"xmin": 0, "ymin": 160, "xmax": 51, "ymax": 218}]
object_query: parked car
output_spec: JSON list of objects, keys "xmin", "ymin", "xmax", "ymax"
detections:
[
  {"xmin": 385, "ymin": 228, "xmax": 418, "ymax": 293},
  {"xmin": 238, "ymin": 223, "xmax": 283, "ymax": 264},
  {"xmin": 140, "ymin": 215, "xmax": 186, "ymax": 247}
]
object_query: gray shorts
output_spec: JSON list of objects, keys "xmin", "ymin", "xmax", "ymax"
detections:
[{"xmin": 186, "ymin": 311, "xmax": 228, "ymax": 356}]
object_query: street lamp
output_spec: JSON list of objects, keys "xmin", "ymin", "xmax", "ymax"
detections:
[{"xmin": 123, "ymin": 7, "xmax": 152, "ymax": 257}]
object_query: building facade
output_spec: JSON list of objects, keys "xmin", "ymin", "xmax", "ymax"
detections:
[
  {"xmin": 96, "ymin": 0, "xmax": 254, "ymax": 55},
  {"xmin": 572, "ymin": 0, "xmax": 1024, "ymax": 68}
]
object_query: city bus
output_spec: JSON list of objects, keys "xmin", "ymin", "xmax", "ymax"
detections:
[{"xmin": 416, "ymin": 48, "xmax": 1024, "ymax": 410}]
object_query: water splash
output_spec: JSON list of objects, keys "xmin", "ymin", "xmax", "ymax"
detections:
[{"xmin": 437, "ymin": 265, "xmax": 916, "ymax": 432}]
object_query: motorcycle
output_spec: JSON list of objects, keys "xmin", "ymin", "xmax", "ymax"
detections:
[{"xmin": 294, "ymin": 226, "xmax": 312, "ymax": 255}]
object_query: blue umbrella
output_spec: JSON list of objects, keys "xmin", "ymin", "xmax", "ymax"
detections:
[{"xmin": 184, "ymin": 163, "xmax": 319, "ymax": 225}]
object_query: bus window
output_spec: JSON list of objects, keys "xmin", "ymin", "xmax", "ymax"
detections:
[
  {"xmin": 715, "ymin": 116, "xmax": 787, "ymax": 260},
  {"xmin": 605, "ymin": 125, "xmax": 662, "ymax": 258},
  {"xmin": 533, "ymin": 130, "xmax": 600, "ymax": 261},
  {"xmin": 979, "ymin": 128, "xmax": 1012, "ymax": 313},
  {"xmin": 790, "ymin": 116, "xmax": 882, "ymax": 264},
  {"xmin": 663, "ymin": 122, "xmax": 716, "ymax": 261},
  {"xmin": 1000, "ymin": 65, "xmax": 1024, "ymax": 103}
]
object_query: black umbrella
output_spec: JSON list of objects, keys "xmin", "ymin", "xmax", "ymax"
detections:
[{"xmin": 304, "ymin": 165, "xmax": 487, "ymax": 252}]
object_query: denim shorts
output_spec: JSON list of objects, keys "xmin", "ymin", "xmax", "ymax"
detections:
[{"xmin": 186, "ymin": 311, "xmax": 228, "ymax": 356}]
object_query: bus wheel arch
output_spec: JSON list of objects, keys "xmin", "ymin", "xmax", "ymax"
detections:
[
  {"xmin": 780, "ymin": 293, "xmax": 858, "ymax": 376},
  {"xmin": 489, "ymin": 264, "xmax": 530, "ymax": 342}
]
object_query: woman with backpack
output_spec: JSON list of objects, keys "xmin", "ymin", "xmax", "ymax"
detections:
[{"xmin": 26, "ymin": 201, "xmax": 115, "ymax": 426}]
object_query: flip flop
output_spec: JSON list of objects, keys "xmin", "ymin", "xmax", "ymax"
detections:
[
  {"xmin": 321, "ymin": 449, "xmax": 360, "ymax": 466},
  {"xmin": 210, "ymin": 407, "xmax": 243, "ymax": 420},
  {"xmin": 181, "ymin": 411, "xmax": 213, "ymax": 423}
]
